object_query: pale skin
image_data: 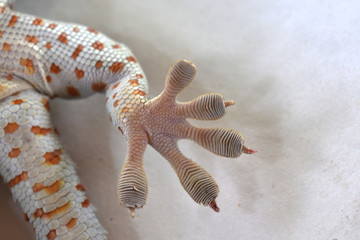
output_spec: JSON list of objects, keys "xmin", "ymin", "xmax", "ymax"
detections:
[{"xmin": 0, "ymin": 1, "xmax": 255, "ymax": 239}]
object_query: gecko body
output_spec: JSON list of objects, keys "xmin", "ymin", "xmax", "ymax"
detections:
[{"xmin": 0, "ymin": 1, "xmax": 255, "ymax": 239}]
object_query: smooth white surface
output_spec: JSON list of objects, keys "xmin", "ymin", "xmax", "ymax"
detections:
[{"xmin": 1, "ymin": 0, "xmax": 359, "ymax": 239}]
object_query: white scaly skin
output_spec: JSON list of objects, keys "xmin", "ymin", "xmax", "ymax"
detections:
[{"xmin": 0, "ymin": 0, "xmax": 255, "ymax": 239}]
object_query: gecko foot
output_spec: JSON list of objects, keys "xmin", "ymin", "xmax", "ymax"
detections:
[{"xmin": 116, "ymin": 60, "xmax": 255, "ymax": 214}]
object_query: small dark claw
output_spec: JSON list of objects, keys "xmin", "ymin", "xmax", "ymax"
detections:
[
  {"xmin": 242, "ymin": 146, "xmax": 257, "ymax": 154},
  {"xmin": 210, "ymin": 199, "xmax": 220, "ymax": 212},
  {"xmin": 225, "ymin": 100, "xmax": 235, "ymax": 107},
  {"xmin": 129, "ymin": 207, "xmax": 135, "ymax": 218}
]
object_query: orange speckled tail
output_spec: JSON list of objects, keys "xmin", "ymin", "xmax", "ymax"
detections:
[{"xmin": 0, "ymin": 90, "xmax": 107, "ymax": 239}]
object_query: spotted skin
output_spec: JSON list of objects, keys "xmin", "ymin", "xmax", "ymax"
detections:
[
  {"xmin": 0, "ymin": 90, "xmax": 106, "ymax": 239},
  {"xmin": 0, "ymin": 2, "xmax": 141, "ymax": 99},
  {"xmin": 0, "ymin": 1, "xmax": 255, "ymax": 239}
]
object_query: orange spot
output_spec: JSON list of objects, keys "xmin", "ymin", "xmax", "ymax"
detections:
[
  {"xmin": 105, "ymin": 97, "xmax": 108, "ymax": 102},
  {"xmin": 122, "ymin": 107, "xmax": 129, "ymax": 113},
  {"xmin": 8, "ymin": 171, "xmax": 28, "ymax": 188},
  {"xmin": 45, "ymin": 42, "xmax": 51, "ymax": 50},
  {"xmin": 6, "ymin": 74, "xmax": 13, "ymax": 80},
  {"xmin": 0, "ymin": 31, "xmax": 2, "ymax": 38},
  {"xmin": 74, "ymin": 67, "xmax": 84, "ymax": 79},
  {"xmin": 44, "ymin": 180, "xmax": 64, "ymax": 194},
  {"xmin": 75, "ymin": 183, "xmax": 86, "ymax": 191},
  {"xmin": 135, "ymin": 74, "xmax": 144, "ymax": 79},
  {"xmin": 81, "ymin": 199, "xmax": 90, "ymax": 208},
  {"xmin": 58, "ymin": 32, "xmax": 68, "ymax": 44},
  {"xmin": 112, "ymin": 82, "xmax": 120, "ymax": 90},
  {"xmin": 31, "ymin": 126, "xmax": 52, "ymax": 135},
  {"xmin": 25, "ymin": 35, "xmax": 38, "ymax": 44},
  {"xmin": 20, "ymin": 58, "xmax": 35, "ymax": 75},
  {"xmin": 50, "ymin": 63, "xmax": 61, "ymax": 74},
  {"xmin": 48, "ymin": 23, "xmax": 57, "ymax": 29},
  {"xmin": 33, "ymin": 208, "xmax": 44, "ymax": 218},
  {"xmin": 109, "ymin": 114, "xmax": 112, "ymax": 122},
  {"xmin": 4, "ymin": 122, "xmax": 19, "ymax": 133},
  {"xmin": 92, "ymin": 41, "xmax": 104, "ymax": 51},
  {"xmin": 91, "ymin": 82, "xmax": 106, "ymax": 92},
  {"xmin": 73, "ymin": 27, "xmax": 80, "ymax": 32},
  {"xmin": 113, "ymin": 99, "xmax": 119, "ymax": 107},
  {"xmin": 32, "ymin": 182, "xmax": 44, "ymax": 192},
  {"xmin": 133, "ymin": 89, "xmax": 146, "ymax": 96},
  {"xmin": 128, "ymin": 79, "xmax": 139, "ymax": 86},
  {"xmin": 8, "ymin": 15, "xmax": 18, "ymax": 27},
  {"xmin": 126, "ymin": 56, "xmax": 137, "ymax": 62},
  {"xmin": 71, "ymin": 44, "xmax": 83, "ymax": 59},
  {"xmin": 118, "ymin": 127, "xmax": 124, "ymax": 134},
  {"xmin": 43, "ymin": 202, "xmax": 71, "ymax": 219},
  {"xmin": 3, "ymin": 42, "xmax": 11, "ymax": 51},
  {"xmin": 32, "ymin": 18, "xmax": 44, "ymax": 26},
  {"xmin": 12, "ymin": 99, "xmax": 24, "ymax": 105},
  {"xmin": 109, "ymin": 62, "xmax": 124, "ymax": 73},
  {"xmin": 1, "ymin": 5, "xmax": 5, "ymax": 13},
  {"xmin": 95, "ymin": 60, "xmax": 103, "ymax": 69},
  {"xmin": 8, "ymin": 148, "xmax": 20, "ymax": 159},
  {"xmin": 20, "ymin": 171, "xmax": 28, "ymax": 180},
  {"xmin": 47, "ymin": 230, "xmax": 56, "ymax": 240},
  {"xmin": 87, "ymin": 27, "xmax": 98, "ymax": 34},
  {"xmin": 67, "ymin": 86, "xmax": 80, "ymax": 97},
  {"xmin": 66, "ymin": 218, "xmax": 77, "ymax": 230},
  {"xmin": 24, "ymin": 213, "xmax": 29, "ymax": 222},
  {"xmin": 41, "ymin": 98, "xmax": 50, "ymax": 112},
  {"xmin": 112, "ymin": 44, "xmax": 121, "ymax": 49},
  {"xmin": 46, "ymin": 75, "xmax": 52, "ymax": 83},
  {"xmin": 112, "ymin": 93, "xmax": 117, "ymax": 99},
  {"xmin": 43, "ymin": 149, "xmax": 62, "ymax": 165},
  {"xmin": 8, "ymin": 148, "xmax": 20, "ymax": 158},
  {"xmin": 54, "ymin": 128, "xmax": 60, "ymax": 136}
]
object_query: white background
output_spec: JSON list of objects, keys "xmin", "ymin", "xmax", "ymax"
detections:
[{"xmin": 0, "ymin": 0, "xmax": 359, "ymax": 239}]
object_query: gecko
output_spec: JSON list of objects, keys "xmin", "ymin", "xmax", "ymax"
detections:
[{"xmin": 0, "ymin": 0, "xmax": 255, "ymax": 239}]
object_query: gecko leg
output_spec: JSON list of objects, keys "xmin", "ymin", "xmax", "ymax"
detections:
[
  {"xmin": 107, "ymin": 60, "xmax": 255, "ymax": 216},
  {"xmin": 0, "ymin": 90, "xmax": 107, "ymax": 239}
]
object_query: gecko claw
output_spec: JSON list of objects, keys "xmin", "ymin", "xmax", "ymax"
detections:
[
  {"xmin": 210, "ymin": 199, "xmax": 220, "ymax": 212},
  {"xmin": 242, "ymin": 146, "xmax": 257, "ymax": 154},
  {"xmin": 129, "ymin": 207, "xmax": 136, "ymax": 218},
  {"xmin": 225, "ymin": 100, "xmax": 235, "ymax": 107}
]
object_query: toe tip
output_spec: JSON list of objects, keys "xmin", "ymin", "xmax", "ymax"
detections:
[
  {"xmin": 210, "ymin": 199, "xmax": 220, "ymax": 212},
  {"xmin": 129, "ymin": 207, "xmax": 136, "ymax": 218},
  {"xmin": 242, "ymin": 146, "xmax": 257, "ymax": 154}
]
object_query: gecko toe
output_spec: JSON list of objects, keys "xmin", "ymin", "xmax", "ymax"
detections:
[
  {"xmin": 187, "ymin": 126, "xmax": 245, "ymax": 158},
  {"xmin": 150, "ymin": 136, "xmax": 219, "ymax": 208},
  {"xmin": 179, "ymin": 93, "xmax": 228, "ymax": 120},
  {"xmin": 118, "ymin": 166, "xmax": 148, "ymax": 209}
]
